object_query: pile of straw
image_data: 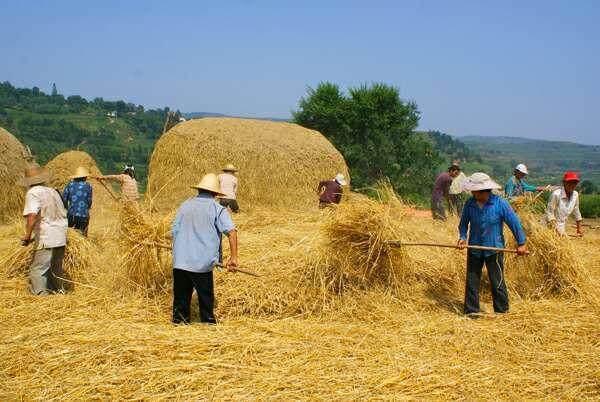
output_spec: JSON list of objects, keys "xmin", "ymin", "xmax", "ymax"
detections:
[
  {"xmin": 45, "ymin": 150, "xmax": 116, "ymax": 207},
  {"xmin": 147, "ymin": 118, "xmax": 349, "ymax": 212},
  {"xmin": 0, "ymin": 127, "xmax": 32, "ymax": 223},
  {"xmin": 117, "ymin": 203, "xmax": 172, "ymax": 294},
  {"xmin": 0, "ymin": 228, "xmax": 101, "ymax": 285}
]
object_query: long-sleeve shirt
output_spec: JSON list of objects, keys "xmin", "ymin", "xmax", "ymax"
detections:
[
  {"xmin": 459, "ymin": 194, "xmax": 526, "ymax": 257},
  {"xmin": 318, "ymin": 180, "xmax": 342, "ymax": 204},
  {"xmin": 62, "ymin": 180, "xmax": 93, "ymax": 218},
  {"xmin": 432, "ymin": 172, "xmax": 453, "ymax": 202},
  {"xmin": 449, "ymin": 172, "xmax": 467, "ymax": 195},
  {"xmin": 172, "ymin": 194, "xmax": 236, "ymax": 273},
  {"xmin": 104, "ymin": 174, "xmax": 139, "ymax": 201},
  {"xmin": 504, "ymin": 176, "xmax": 537, "ymax": 198},
  {"xmin": 543, "ymin": 188, "xmax": 582, "ymax": 235}
]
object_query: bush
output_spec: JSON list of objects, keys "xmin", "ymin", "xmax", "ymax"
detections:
[{"xmin": 579, "ymin": 194, "xmax": 600, "ymax": 218}]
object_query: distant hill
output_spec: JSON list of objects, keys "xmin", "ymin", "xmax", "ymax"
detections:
[
  {"xmin": 458, "ymin": 135, "xmax": 600, "ymax": 187},
  {"xmin": 183, "ymin": 112, "xmax": 289, "ymax": 122}
]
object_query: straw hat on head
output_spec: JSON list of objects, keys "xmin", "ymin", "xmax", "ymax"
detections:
[
  {"xmin": 334, "ymin": 173, "xmax": 347, "ymax": 186},
  {"xmin": 515, "ymin": 163, "xmax": 529, "ymax": 175},
  {"xmin": 222, "ymin": 163, "xmax": 238, "ymax": 172},
  {"xmin": 191, "ymin": 173, "xmax": 226, "ymax": 196},
  {"xmin": 462, "ymin": 172, "xmax": 501, "ymax": 192},
  {"xmin": 71, "ymin": 166, "xmax": 90, "ymax": 179},
  {"xmin": 19, "ymin": 163, "xmax": 50, "ymax": 187}
]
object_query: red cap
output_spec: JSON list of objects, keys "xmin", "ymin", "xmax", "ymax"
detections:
[{"xmin": 563, "ymin": 171, "xmax": 580, "ymax": 182}]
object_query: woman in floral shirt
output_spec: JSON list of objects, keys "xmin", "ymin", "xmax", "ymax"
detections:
[{"xmin": 62, "ymin": 166, "xmax": 93, "ymax": 235}]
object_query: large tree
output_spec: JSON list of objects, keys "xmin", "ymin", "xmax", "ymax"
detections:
[{"xmin": 294, "ymin": 82, "xmax": 440, "ymax": 197}]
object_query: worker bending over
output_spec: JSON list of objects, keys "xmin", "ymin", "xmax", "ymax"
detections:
[
  {"xmin": 504, "ymin": 163, "xmax": 546, "ymax": 199},
  {"xmin": 95, "ymin": 164, "xmax": 139, "ymax": 202},
  {"xmin": 431, "ymin": 164, "xmax": 461, "ymax": 220}
]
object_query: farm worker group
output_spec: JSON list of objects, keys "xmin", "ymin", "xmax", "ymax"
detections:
[{"xmin": 16, "ymin": 155, "xmax": 585, "ymax": 322}]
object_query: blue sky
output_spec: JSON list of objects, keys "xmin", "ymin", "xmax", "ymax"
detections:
[{"xmin": 1, "ymin": 1, "xmax": 598, "ymax": 144}]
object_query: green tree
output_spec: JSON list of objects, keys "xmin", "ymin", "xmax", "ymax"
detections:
[
  {"xmin": 580, "ymin": 180, "xmax": 598, "ymax": 195},
  {"xmin": 294, "ymin": 82, "xmax": 438, "ymax": 197}
]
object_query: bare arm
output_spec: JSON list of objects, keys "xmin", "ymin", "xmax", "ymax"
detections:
[
  {"xmin": 22, "ymin": 213, "xmax": 37, "ymax": 245},
  {"xmin": 226, "ymin": 229, "xmax": 239, "ymax": 271}
]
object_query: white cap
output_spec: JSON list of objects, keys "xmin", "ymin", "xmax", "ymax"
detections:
[
  {"xmin": 334, "ymin": 173, "xmax": 347, "ymax": 186},
  {"xmin": 515, "ymin": 163, "xmax": 528, "ymax": 175},
  {"xmin": 462, "ymin": 172, "xmax": 502, "ymax": 191}
]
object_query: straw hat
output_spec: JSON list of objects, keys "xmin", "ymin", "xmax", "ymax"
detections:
[
  {"xmin": 334, "ymin": 173, "xmax": 347, "ymax": 186},
  {"xmin": 461, "ymin": 172, "xmax": 501, "ymax": 191},
  {"xmin": 71, "ymin": 166, "xmax": 90, "ymax": 179},
  {"xmin": 515, "ymin": 163, "xmax": 529, "ymax": 175},
  {"xmin": 19, "ymin": 164, "xmax": 50, "ymax": 187},
  {"xmin": 222, "ymin": 163, "xmax": 238, "ymax": 172},
  {"xmin": 191, "ymin": 173, "xmax": 226, "ymax": 196}
]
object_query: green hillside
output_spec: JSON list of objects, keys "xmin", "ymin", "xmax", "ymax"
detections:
[{"xmin": 458, "ymin": 136, "xmax": 600, "ymax": 188}]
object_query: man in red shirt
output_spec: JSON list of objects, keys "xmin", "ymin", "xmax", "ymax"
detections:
[
  {"xmin": 431, "ymin": 164, "xmax": 461, "ymax": 220},
  {"xmin": 317, "ymin": 173, "xmax": 347, "ymax": 208}
]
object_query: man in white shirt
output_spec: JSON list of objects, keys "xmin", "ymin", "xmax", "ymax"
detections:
[
  {"xmin": 217, "ymin": 164, "xmax": 239, "ymax": 213},
  {"xmin": 448, "ymin": 161, "xmax": 467, "ymax": 215},
  {"xmin": 20, "ymin": 164, "xmax": 68, "ymax": 295},
  {"xmin": 543, "ymin": 171, "xmax": 583, "ymax": 236}
]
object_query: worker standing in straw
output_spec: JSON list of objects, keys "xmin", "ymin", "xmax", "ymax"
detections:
[
  {"xmin": 431, "ymin": 164, "xmax": 461, "ymax": 220},
  {"xmin": 448, "ymin": 160, "xmax": 467, "ymax": 216},
  {"xmin": 317, "ymin": 173, "xmax": 347, "ymax": 208},
  {"xmin": 171, "ymin": 173, "xmax": 239, "ymax": 324},
  {"xmin": 19, "ymin": 164, "xmax": 68, "ymax": 295},
  {"xmin": 95, "ymin": 165, "xmax": 139, "ymax": 202},
  {"xmin": 217, "ymin": 164, "xmax": 239, "ymax": 213},
  {"xmin": 543, "ymin": 171, "xmax": 584, "ymax": 237},
  {"xmin": 504, "ymin": 163, "xmax": 546, "ymax": 199},
  {"xmin": 458, "ymin": 172, "xmax": 528, "ymax": 316},
  {"xmin": 62, "ymin": 166, "xmax": 93, "ymax": 236}
]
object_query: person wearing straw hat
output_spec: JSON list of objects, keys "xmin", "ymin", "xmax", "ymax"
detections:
[
  {"xmin": 504, "ymin": 163, "xmax": 546, "ymax": 199},
  {"xmin": 543, "ymin": 171, "xmax": 584, "ymax": 236},
  {"xmin": 62, "ymin": 166, "xmax": 93, "ymax": 236},
  {"xmin": 171, "ymin": 173, "xmax": 239, "ymax": 324},
  {"xmin": 431, "ymin": 164, "xmax": 461, "ymax": 220},
  {"xmin": 19, "ymin": 164, "xmax": 68, "ymax": 295},
  {"xmin": 95, "ymin": 164, "xmax": 139, "ymax": 202},
  {"xmin": 317, "ymin": 173, "xmax": 347, "ymax": 208},
  {"xmin": 217, "ymin": 163, "xmax": 240, "ymax": 213},
  {"xmin": 458, "ymin": 172, "xmax": 528, "ymax": 316}
]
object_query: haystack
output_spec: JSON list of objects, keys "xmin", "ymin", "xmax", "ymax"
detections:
[
  {"xmin": 46, "ymin": 151, "xmax": 116, "ymax": 210},
  {"xmin": 0, "ymin": 127, "xmax": 32, "ymax": 223},
  {"xmin": 147, "ymin": 118, "xmax": 349, "ymax": 212}
]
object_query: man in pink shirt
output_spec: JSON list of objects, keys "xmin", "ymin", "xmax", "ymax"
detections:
[{"xmin": 218, "ymin": 164, "xmax": 239, "ymax": 213}]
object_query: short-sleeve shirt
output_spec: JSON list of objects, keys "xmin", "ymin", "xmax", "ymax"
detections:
[
  {"xmin": 62, "ymin": 180, "xmax": 93, "ymax": 217},
  {"xmin": 432, "ymin": 172, "xmax": 453, "ymax": 202},
  {"xmin": 23, "ymin": 185, "xmax": 68, "ymax": 249},
  {"xmin": 171, "ymin": 193, "xmax": 236, "ymax": 273},
  {"xmin": 218, "ymin": 173, "xmax": 238, "ymax": 199}
]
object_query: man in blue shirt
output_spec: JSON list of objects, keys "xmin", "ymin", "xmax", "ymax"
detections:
[
  {"xmin": 458, "ymin": 173, "xmax": 528, "ymax": 316},
  {"xmin": 62, "ymin": 166, "xmax": 93, "ymax": 236},
  {"xmin": 504, "ymin": 163, "xmax": 545, "ymax": 199},
  {"xmin": 171, "ymin": 173, "xmax": 239, "ymax": 324}
]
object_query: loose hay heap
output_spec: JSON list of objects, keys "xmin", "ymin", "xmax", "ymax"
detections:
[
  {"xmin": 147, "ymin": 118, "xmax": 350, "ymax": 212},
  {"xmin": 45, "ymin": 150, "xmax": 116, "ymax": 207},
  {"xmin": 0, "ymin": 127, "xmax": 32, "ymax": 223},
  {"xmin": 0, "ymin": 228, "xmax": 101, "ymax": 285}
]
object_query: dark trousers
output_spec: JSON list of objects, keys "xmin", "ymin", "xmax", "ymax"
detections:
[
  {"xmin": 464, "ymin": 252, "xmax": 509, "ymax": 314},
  {"xmin": 172, "ymin": 269, "xmax": 216, "ymax": 324},
  {"xmin": 448, "ymin": 194, "xmax": 465, "ymax": 216},
  {"xmin": 218, "ymin": 198, "xmax": 239, "ymax": 213},
  {"xmin": 431, "ymin": 198, "xmax": 447, "ymax": 220},
  {"xmin": 67, "ymin": 214, "xmax": 89, "ymax": 236}
]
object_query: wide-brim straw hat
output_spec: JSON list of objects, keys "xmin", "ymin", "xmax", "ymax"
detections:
[
  {"xmin": 515, "ymin": 163, "xmax": 529, "ymax": 175},
  {"xmin": 462, "ymin": 172, "xmax": 501, "ymax": 191},
  {"xmin": 222, "ymin": 163, "xmax": 238, "ymax": 172},
  {"xmin": 18, "ymin": 164, "xmax": 50, "ymax": 187},
  {"xmin": 334, "ymin": 173, "xmax": 348, "ymax": 186},
  {"xmin": 71, "ymin": 166, "xmax": 90, "ymax": 179},
  {"xmin": 191, "ymin": 173, "xmax": 226, "ymax": 196}
]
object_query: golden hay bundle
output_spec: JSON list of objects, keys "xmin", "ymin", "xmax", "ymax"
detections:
[
  {"xmin": 45, "ymin": 150, "xmax": 116, "ymax": 207},
  {"xmin": 117, "ymin": 203, "xmax": 172, "ymax": 294},
  {"xmin": 0, "ymin": 228, "xmax": 101, "ymax": 285},
  {"xmin": 147, "ymin": 118, "xmax": 349, "ymax": 212},
  {"xmin": 0, "ymin": 127, "xmax": 32, "ymax": 223}
]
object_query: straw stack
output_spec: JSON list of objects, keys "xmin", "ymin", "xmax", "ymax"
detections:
[
  {"xmin": 0, "ymin": 127, "xmax": 32, "ymax": 223},
  {"xmin": 146, "ymin": 118, "xmax": 350, "ymax": 212}
]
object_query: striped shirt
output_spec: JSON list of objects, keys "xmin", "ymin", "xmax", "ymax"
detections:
[{"xmin": 459, "ymin": 194, "xmax": 526, "ymax": 257}]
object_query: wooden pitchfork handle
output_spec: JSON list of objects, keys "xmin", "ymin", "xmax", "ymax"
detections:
[
  {"xmin": 93, "ymin": 177, "xmax": 120, "ymax": 201},
  {"xmin": 141, "ymin": 241, "xmax": 261, "ymax": 277},
  {"xmin": 386, "ymin": 240, "xmax": 528, "ymax": 254}
]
